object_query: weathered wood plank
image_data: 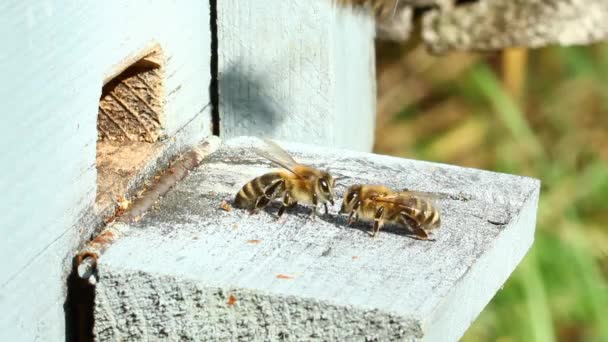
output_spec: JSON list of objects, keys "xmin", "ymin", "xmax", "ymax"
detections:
[
  {"xmin": 422, "ymin": 0, "xmax": 608, "ymax": 52},
  {"xmin": 0, "ymin": 1, "xmax": 211, "ymax": 340},
  {"xmin": 217, "ymin": 0, "xmax": 376, "ymax": 152},
  {"xmin": 94, "ymin": 137, "xmax": 539, "ymax": 341},
  {"xmin": 346, "ymin": 0, "xmax": 608, "ymax": 50}
]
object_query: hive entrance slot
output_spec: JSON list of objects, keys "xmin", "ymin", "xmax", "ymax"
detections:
[
  {"xmin": 98, "ymin": 48, "xmax": 164, "ymax": 142},
  {"xmin": 95, "ymin": 45, "xmax": 166, "ymax": 213}
]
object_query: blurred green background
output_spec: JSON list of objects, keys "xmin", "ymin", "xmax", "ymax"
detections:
[{"xmin": 374, "ymin": 42, "xmax": 608, "ymax": 341}]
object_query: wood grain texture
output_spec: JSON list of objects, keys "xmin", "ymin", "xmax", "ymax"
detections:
[
  {"xmin": 0, "ymin": 1, "xmax": 211, "ymax": 340},
  {"xmin": 94, "ymin": 137, "xmax": 540, "ymax": 341},
  {"xmin": 217, "ymin": 0, "xmax": 376, "ymax": 152},
  {"xmin": 97, "ymin": 48, "xmax": 164, "ymax": 142}
]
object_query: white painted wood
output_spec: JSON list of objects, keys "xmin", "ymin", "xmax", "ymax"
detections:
[
  {"xmin": 217, "ymin": 0, "xmax": 376, "ymax": 152},
  {"xmin": 94, "ymin": 137, "xmax": 539, "ymax": 341},
  {"xmin": 0, "ymin": 1, "xmax": 211, "ymax": 340}
]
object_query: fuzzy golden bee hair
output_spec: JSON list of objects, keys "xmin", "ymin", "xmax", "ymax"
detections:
[
  {"xmin": 234, "ymin": 139, "xmax": 336, "ymax": 218},
  {"xmin": 340, "ymin": 184, "xmax": 441, "ymax": 240}
]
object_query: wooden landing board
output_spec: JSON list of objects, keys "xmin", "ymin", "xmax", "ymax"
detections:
[{"xmin": 95, "ymin": 137, "xmax": 539, "ymax": 341}]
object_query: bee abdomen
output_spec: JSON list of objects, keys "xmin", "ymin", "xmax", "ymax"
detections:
[
  {"xmin": 398, "ymin": 198, "xmax": 440, "ymax": 228},
  {"xmin": 234, "ymin": 172, "xmax": 283, "ymax": 209},
  {"xmin": 424, "ymin": 207, "xmax": 441, "ymax": 230},
  {"xmin": 399, "ymin": 198, "xmax": 422, "ymax": 218}
]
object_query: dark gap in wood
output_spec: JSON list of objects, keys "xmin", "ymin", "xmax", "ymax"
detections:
[
  {"xmin": 413, "ymin": 0, "xmax": 479, "ymax": 19},
  {"xmin": 412, "ymin": 5, "xmax": 435, "ymax": 20},
  {"xmin": 100, "ymin": 62, "xmax": 158, "ymax": 99},
  {"xmin": 64, "ymin": 260, "xmax": 95, "ymax": 342},
  {"xmin": 210, "ymin": 0, "xmax": 220, "ymax": 136},
  {"xmin": 455, "ymin": 0, "xmax": 479, "ymax": 5}
]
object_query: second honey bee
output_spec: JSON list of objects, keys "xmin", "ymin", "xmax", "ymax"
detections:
[
  {"xmin": 234, "ymin": 139, "xmax": 336, "ymax": 217},
  {"xmin": 340, "ymin": 184, "xmax": 441, "ymax": 240}
]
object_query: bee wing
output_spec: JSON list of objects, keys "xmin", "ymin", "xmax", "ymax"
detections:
[
  {"xmin": 373, "ymin": 192, "xmax": 439, "ymax": 207},
  {"xmin": 398, "ymin": 189, "xmax": 446, "ymax": 201},
  {"xmin": 254, "ymin": 138, "xmax": 302, "ymax": 177},
  {"xmin": 399, "ymin": 188, "xmax": 471, "ymax": 202},
  {"xmin": 372, "ymin": 194, "xmax": 410, "ymax": 205}
]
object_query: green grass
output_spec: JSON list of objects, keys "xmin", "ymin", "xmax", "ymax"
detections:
[
  {"xmin": 385, "ymin": 45, "xmax": 608, "ymax": 341},
  {"xmin": 463, "ymin": 48, "xmax": 608, "ymax": 342}
]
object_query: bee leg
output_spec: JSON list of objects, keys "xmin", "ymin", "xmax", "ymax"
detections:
[
  {"xmin": 310, "ymin": 193, "xmax": 319, "ymax": 220},
  {"xmin": 264, "ymin": 179, "xmax": 284, "ymax": 199},
  {"xmin": 371, "ymin": 206, "xmax": 385, "ymax": 238},
  {"xmin": 254, "ymin": 180, "xmax": 283, "ymax": 212},
  {"xmin": 348, "ymin": 212, "xmax": 360, "ymax": 225},
  {"xmin": 347, "ymin": 212, "xmax": 354, "ymax": 225},
  {"xmin": 253, "ymin": 196, "xmax": 271, "ymax": 212},
  {"xmin": 324, "ymin": 203, "xmax": 329, "ymax": 215},
  {"xmin": 277, "ymin": 193, "xmax": 291, "ymax": 218},
  {"xmin": 401, "ymin": 214, "xmax": 434, "ymax": 241},
  {"xmin": 412, "ymin": 226, "xmax": 434, "ymax": 241},
  {"xmin": 347, "ymin": 200, "xmax": 361, "ymax": 225}
]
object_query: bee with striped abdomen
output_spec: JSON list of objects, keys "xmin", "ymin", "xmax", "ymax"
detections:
[
  {"xmin": 234, "ymin": 139, "xmax": 336, "ymax": 218},
  {"xmin": 340, "ymin": 185, "xmax": 441, "ymax": 240}
]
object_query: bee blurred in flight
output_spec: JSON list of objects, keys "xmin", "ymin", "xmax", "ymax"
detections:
[
  {"xmin": 340, "ymin": 184, "xmax": 441, "ymax": 240},
  {"xmin": 234, "ymin": 139, "xmax": 336, "ymax": 218}
]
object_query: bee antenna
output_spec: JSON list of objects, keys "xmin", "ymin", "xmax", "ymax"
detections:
[{"xmin": 391, "ymin": 0, "xmax": 400, "ymax": 19}]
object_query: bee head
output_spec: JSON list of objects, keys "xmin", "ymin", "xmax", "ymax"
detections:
[
  {"xmin": 340, "ymin": 184, "xmax": 361, "ymax": 213},
  {"xmin": 317, "ymin": 172, "xmax": 336, "ymax": 206}
]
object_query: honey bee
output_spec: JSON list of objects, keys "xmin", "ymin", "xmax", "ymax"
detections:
[
  {"xmin": 234, "ymin": 139, "xmax": 336, "ymax": 217},
  {"xmin": 340, "ymin": 185, "xmax": 441, "ymax": 240}
]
